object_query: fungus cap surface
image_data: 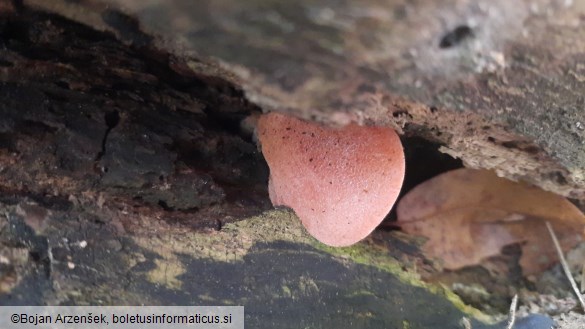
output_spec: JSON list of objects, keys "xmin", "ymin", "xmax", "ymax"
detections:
[{"xmin": 258, "ymin": 112, "xmax": 405, "ymax": 246}]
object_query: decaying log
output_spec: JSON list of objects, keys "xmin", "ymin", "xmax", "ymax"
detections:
[
  {"xmin": 0, "ymin": 3, "xmax": 503, "ymax": 328},
  {"xmin": 38, "ymin": 0, "xmax": 585, "ymax": 199},
  {"xmin": 0, "ymin": 1, "xmax": 582, "ymax": 328}
]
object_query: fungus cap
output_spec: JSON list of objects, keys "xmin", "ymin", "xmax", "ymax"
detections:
[{"xmin": 257, "ymin": 112, "xmax": 405, "ymax": 246}]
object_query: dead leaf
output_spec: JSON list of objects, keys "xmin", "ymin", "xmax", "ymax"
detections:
[{"xmin": 396, "ymin": 168, "xmax": 585, "ymax": 276}]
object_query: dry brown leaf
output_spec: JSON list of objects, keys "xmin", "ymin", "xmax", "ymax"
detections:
[{"xmin": 396, "ymin": 168, "xmax": 585, "ymax": 276}]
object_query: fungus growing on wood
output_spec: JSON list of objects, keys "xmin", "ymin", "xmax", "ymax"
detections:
[{"xmin": 257, "ymin": 112, "xmax": 405, "ymax": 246}]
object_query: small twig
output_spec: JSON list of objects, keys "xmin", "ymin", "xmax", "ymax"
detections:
[
  {"xmin": 545, "ymin": 221, "xmax": 585, "ymax": 312},
  {"xmin": 506, "ymin": 294, "xmax": 518, "ymax": 329},
  {"xmin": 581, "ymin": 263, "xmax": 585, "ymax": 293}
]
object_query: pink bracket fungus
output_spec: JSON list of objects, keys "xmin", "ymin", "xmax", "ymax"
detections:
[{"xmin": 257, "ymin": 112, "xmax": 405, "ymax": 247}]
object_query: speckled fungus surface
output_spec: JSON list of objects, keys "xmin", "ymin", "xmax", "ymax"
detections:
[{"xmin": 257, "ymin": 112, "xmax": 405, "ymax": 246}]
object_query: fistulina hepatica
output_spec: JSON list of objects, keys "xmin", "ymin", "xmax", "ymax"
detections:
[{"xmin": 257, "ymin": 112, "xmax": 405, "ymax": 247}]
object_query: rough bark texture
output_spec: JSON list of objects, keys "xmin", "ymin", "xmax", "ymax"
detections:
[
  {"xmin": 0, "ymin": 4, "xmax": 506, "ymax": 329},
  {"xmin": 58, "ymin": 0, "xmax": 585, "ymax": 200},
  {"xmin": 0, "ymin": 1, "xmax": 582, "ymax": 328}
]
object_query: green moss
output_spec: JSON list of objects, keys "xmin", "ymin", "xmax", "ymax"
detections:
[
  {"xmin": 314, "ymin": 243, "xmax": 421, "ymax": 286},
  {"xmin": 344, "ymin": 289, "xmax": 376, "ymax": 298},
  {"xmin": 281, "ymin": 285, "xmax": 292, "ymax": 298},
  {"xmin": 132, "ymin": 208, "xmax": 491, "ymax": 323},
  {"xmin": 306, "ymin": 223, "xmax": 491, "ymax": 323}
]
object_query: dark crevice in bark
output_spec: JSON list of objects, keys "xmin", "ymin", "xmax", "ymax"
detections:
[
  {"xmin": 0, "ymin": 8, "xmax": 270, "ymax": 232},
  {"xmin": 95, "ymin": 110, "xmax": 120, "ymax": 162}
]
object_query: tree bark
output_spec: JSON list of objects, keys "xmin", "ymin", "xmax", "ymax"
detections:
[
  {"xmin": 46, "ymin": 0, "xmax": 585, "ymax": 199},
  {"xmin": 0, "ymin": 1, "xmax": 581, "ymax": 328}
]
